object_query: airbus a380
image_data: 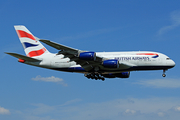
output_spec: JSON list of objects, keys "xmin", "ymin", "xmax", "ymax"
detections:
[{"xmin": 6, "ymin": 25, "xmax": 175, "ymax": 81}]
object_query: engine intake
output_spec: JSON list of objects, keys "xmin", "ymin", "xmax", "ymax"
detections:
[
  {"xmin": 103, "ymin": 59, "xmax": 119, "ymax": 68},
  {"xmin": 79, "ymin": 52, "xmax": 96, "ymax": 61}
]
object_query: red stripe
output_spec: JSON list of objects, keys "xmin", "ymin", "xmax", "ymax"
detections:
[
  {"xmin": 136, "ymin": 53, "xmax": 158, "ymax": 55},
  {"xmin": 16, "ymin": 30, "xmax": 36, "ymax": 40},
  {"xmin": 27, "ymin": 48, "xmax": 46, "ymax": 57}
]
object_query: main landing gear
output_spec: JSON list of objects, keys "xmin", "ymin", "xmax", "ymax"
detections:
[
  {"xmin": 162, "ymin": 69, "xmax": 167, "ymax": 77},
  {"xmin": 84, "ymin": 73, "xmax": 105, "ymax": 81}
]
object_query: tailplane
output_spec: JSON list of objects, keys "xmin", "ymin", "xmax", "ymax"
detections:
[{"xmin": 14, "ymin": 25, "xmax": 49, "ymax": 57}]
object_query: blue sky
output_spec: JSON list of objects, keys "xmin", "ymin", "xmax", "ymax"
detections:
[{"xmin": 1, "ymin": 0, "xmax": 180, "ymax": 120}]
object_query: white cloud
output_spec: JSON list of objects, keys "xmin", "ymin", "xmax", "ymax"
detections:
[
  {"xmin": 32, "ymin": 75, "xmax": 67, "ymax": 86},
  {"xmin": 176, "ymin": 107, "xmax": 180, "ymax": 111},
  {"xmin": 158, "ymin": 112, "xmax": 165, "ymax": 117},
  {"xmin": 42, "ymin": 97, "xmax": 180, "ymax": 120},
  {"xmin": 0, "ymin": 106, "xmax": 10, "ymax": 115},
  {"xmin": 30, "ymin": 103, "xmax": 55, "ymax": 115},
  {"xmin": 134, "ymin": 78, "xmax": 180, "ymax": 88},
  {"xmin": 7, "ymin": 97, "xmax": 180, "ymax": 120},
  {"xmin": 124, "ymin": 109, "xmax": 136, "ymax": 115},
  {"xmin": 158, "ymin": 10, "xmax": 180, "ymax": 35},
  {"xmin": 174, "ymin": 106, "xmax": 180, "ymax": 111}
]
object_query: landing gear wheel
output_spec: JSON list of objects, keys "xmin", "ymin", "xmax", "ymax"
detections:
[
  {"xmin": 162, "ymin": 74, "xmax": 166, "ymax": 77},
  {"xmin": 84, "ymin": 73, "xmax": 105, "ymax": 81}
]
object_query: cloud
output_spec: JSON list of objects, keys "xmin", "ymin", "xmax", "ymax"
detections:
[
  {"xmin": 30, "ymin": 103, "xmax": 55, "ymax": 115},
  {"xmin": 61, "ymin": 98, "xmax": 180, "ymax": 120},
  {"xmin": 0, "ymin": 106, "xmax": 10, "ymax": 115},
  {"xmin": 32, "ymin": 75, "xmax": 67, "ymax": 86},
  {"xmin": 158, "ymin": 10, "xmax": 180, "ymax": 35},
  {"xmin": 124, "ymin": 109, "xmax": 136, "ymax": 115},
  {"xmin": 158, "ymin": 112, "xmax": 165, "ymax": 117},
  {"xmin": 174, "ymin": 106, "xmax": 180, "ymax": 111},
  {"xmin": 31, "ymin": 98, "xmax": 180, "ymax": 120},
  {"xmin": 134, "ymin": 78, "xmax": 180, "ymax": 88},
  {"xmin": 6, "ymin": 97, "xmax": 180, "ymax": 120}
]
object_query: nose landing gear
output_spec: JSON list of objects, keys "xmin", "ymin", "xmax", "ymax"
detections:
[{"xmin": 162, "ymin": 69, "xmax": 167, "ymax": 77}]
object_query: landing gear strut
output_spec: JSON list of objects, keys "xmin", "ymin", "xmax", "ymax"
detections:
[
  {"xmin": 84, "ymin": 73, "xmax": 105, "ymax": 81},
  {"xmin": 162, "ymin": 69, "xmax": 166, "ymax": 77}
]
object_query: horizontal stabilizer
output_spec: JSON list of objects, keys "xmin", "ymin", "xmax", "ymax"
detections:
[{"xmin": 5, "ymin": 52, "xmax": 41, "ymax": 62}]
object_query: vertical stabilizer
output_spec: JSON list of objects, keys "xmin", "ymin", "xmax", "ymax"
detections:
[{"xmin": 14, "ymin": 25, "xmax": 49, "ymax": 57}]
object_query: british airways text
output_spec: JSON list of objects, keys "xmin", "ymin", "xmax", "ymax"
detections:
[{"xmin": 115, "ymin": 57, "xmax": 150, "ymax": 61}]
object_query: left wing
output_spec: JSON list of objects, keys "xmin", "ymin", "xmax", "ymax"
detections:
[
  {"xmin": 39, "ymin": 40, "xmax": 132, "ymax": 71},
  {"xmin": 40, "ymin": 40, "xmax": 102, "ymax": 61},
  {"xmin": 39, "ymin": 39, "xmax": 79, "ymax": 54}
]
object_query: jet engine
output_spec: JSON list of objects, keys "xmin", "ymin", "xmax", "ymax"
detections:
[
  {"xmin": 115, "ymin": 72, "xmax": 130, "ymax": 78},
  {"xmin": 102, "ymin": 59, "xmax": 119, "ymax": 68},
  {"xmin": 102, "ymin": 72, "xmax": 130, "ymax": 78},
  {"xmin": 79, "ymin": 52, "xmax": 96, "ymax": 61}
]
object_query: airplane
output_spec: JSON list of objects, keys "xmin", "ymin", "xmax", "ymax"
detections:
[{"xmin": 5, "ymin": 25, "xmax": 175, "ymax": 81}]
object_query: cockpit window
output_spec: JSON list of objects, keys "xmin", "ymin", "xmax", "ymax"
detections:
[{"xmin": 166, "ymin": 58, "xmax": 171, "ymax": 60}]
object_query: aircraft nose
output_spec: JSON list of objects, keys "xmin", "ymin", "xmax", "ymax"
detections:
[{"xmin": 169, "ymin": 60, "xmax": 175, "ymax": 68}]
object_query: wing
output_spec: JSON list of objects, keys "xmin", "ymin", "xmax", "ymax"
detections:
[
  {"xmin": 39, "ymin": 39, "xmax": 78, "ymax": 54},
  {"xmin": 39, "ymin": 40, "xmax": 132, "ymax": 71}
]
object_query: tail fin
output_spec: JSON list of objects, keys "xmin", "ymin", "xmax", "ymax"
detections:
[{"xmin": 14, "ymin": 25, "xmax": 49, "ymax": 57}]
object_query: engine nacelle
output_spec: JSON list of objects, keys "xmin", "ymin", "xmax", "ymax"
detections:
[
  {"xmin": 102, "ymin": 73, "xmax": 116, "ymax": 78},
  {"xmin": 102, "ymin": 59, "xmax": 119, "ymax": 68},
  {"xmin": 102, "ymin": 72, "xmax": 130, "ymax": 78},
  {"xmin": 115, "ymin": 72, "xmax": 130, "ymax": 78},
  {"xmin": 79, "ymin": 52, "xmax": 96, "ymax": 61}
]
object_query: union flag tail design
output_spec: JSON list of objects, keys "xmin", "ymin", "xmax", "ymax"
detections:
[{"xmin": 14, "ymin": 25, "xmax": 49, "ymax": 57}]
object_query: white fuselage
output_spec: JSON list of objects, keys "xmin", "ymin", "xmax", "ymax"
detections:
[{"xmin": 24, "ymin": 51, "xmax": 175, "ymax": 74}]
